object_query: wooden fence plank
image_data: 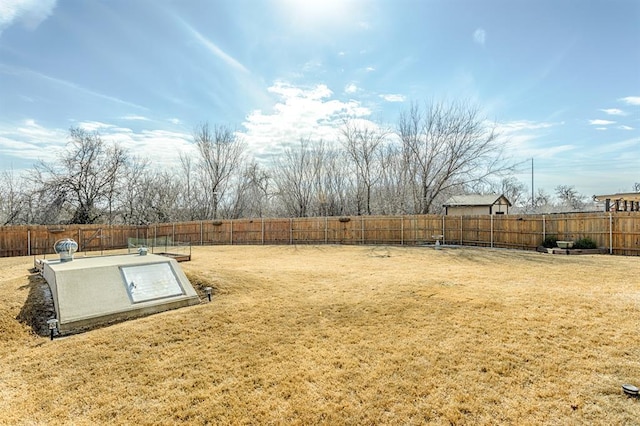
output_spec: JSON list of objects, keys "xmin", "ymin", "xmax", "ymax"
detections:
[{"xmin": 1, "ymin": 212, "xmax": 639, "ymax": 257}]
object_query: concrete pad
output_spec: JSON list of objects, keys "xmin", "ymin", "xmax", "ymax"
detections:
[{"xmin": 42, "ymin": 253, "xmax": 200, "ymax": 334}]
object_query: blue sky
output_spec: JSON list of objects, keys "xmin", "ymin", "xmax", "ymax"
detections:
[{"xmin": 0, "ymin": 0, "xmax": 638, "ymax": 197}]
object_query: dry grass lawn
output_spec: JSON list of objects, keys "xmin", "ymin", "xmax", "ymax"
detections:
[{"xmin": 1, "ymin": 245, "xmax": 639, "ymax": 425}]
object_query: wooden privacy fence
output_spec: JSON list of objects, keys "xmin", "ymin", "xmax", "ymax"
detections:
[{"xmin": 1, "ymin": 212, "xmax": 638, "ymax": 257}]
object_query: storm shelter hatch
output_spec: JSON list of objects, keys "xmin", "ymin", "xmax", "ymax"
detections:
[{"xmin": 42, "ymin": 253, "xmax": 200, "ymax": 335}]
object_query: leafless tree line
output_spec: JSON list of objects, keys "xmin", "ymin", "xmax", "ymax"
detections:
[{"xmin": 0, "ymin": 100, "xmax": 609, "ymax": 225}]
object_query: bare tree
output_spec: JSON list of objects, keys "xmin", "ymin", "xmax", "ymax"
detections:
[
  {"xmin": 272, "ymin": 139, "xmax": 318, "ymax": 217},
  {"xmin": 483, "ymin": 176, "xmax": 528, "ymax": 208},
  {"xmin": 555, "ymin": 185, "xmax": 586, "ymax": 211},
  {"xmin": 317, "ymin": 149, "xmax": 351, "ymax": 216},
  {"xmin": 520, "ymin": 188, "xmax": 554, "ymax": 214},
  {"xmin": 31, "ymin": 128, "xmax": 129, "ymax": 224},
  {"xmin": 377, "ymin": 143, "xmax": 413, "ymax": 214},
  {"xmin": 175, "ymin": 153, "xmax": 209, "ymax": 221},
  {"xmin": 340, "ymin": 119, "xmax": 388, "ymax": 215},
  {"xmin": 0, "ymin": 169, "xmax": 29, "ymax": 225},
  {"xmin": 223, "ymin": 162, "xmax": 272, "ymax": 219},
  {"xmin": 397, "ymin": 101, "xmax": 507, "ymax": 214},
  {"xmin": 193, "ymin": 123, "xmax": 246, "ymax": 219},
  {"xmin": 117, "ymin": 157, "xmax": 152, "ymax": 225}
]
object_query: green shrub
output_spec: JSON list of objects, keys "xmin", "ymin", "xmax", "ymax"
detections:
[
  {"xmin": 573, "ymin": 237, "xmax": 597, "ymax": 249},
  {"xmin": 541, "ymin": 235, "xmax": 558, "ymax": 248}
]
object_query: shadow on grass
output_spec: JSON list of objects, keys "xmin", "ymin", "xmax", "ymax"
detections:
[{"xmin": 16, "ymin": 273, "xmax": 56, "ymax": 337}]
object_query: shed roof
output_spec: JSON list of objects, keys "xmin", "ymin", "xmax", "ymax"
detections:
[
  {"xmin": 443, "ymin": 194, "xmax": 512, "ymax": 207},
  {"xmin": 594, "ymin": 192, "xmax": 640, "ymax": 202}
]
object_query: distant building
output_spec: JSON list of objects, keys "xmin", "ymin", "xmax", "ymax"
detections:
[
  {"xmin": 443, "ymin": 194, "xmax": 511, "ymax": 216},
  {"xmin": 593, "ymin": 193, "xmax": 640, "ymax": 212}
]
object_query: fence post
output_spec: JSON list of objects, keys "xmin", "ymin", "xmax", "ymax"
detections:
[
  {"xmin": 290, "ymin": 218, "xmax": 293, "ymax": 245},
  {"xmin": 325, "ymin": 217, "xmax": 328, "ymax": 244},
  {"xmin": 230, "ymin": 220, "xmax": 234, "ymax": 245},
  {"xmin": 401, "ymin": 216, "xmax": 404, "ymax": 245},
  {"xmin": 262, "ymin": 217, "xmax": 265, "ymax": 245},
  {"xmin": 200, "ymin": 221, "xmax": 203, "ymax": 246},
  {"xmin": 609, "ymin": 213, "xmax": 613, "ymax": 254},
  {"xmin": 542, "ymin": 215, "xmax": 546, "ymax": 241},
  {"xmin": 460, "ymin": 216, "xmax": 463, "ymax": 245},
  {"xmin": 27, "ymin": 230, "xmax": 31, "ymax": 256},
  {"xmin": 490, "ymin": 214, "xmax": 494, "ymax": 248},
  {"xmin": 361, "ymin": 217, "xmax": 365, "ymax": 245},
  {"xmin": 442, "ymin": 215, "xmax": 446, "ymax": 244},
  {"xmin": 172, "ymin": 223, "xmax": 175, "ymax": 243}
]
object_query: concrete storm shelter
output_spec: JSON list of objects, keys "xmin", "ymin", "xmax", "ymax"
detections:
[{"xmin": 42, "ymin": 240, "xmax": 200, "ymax": 335}]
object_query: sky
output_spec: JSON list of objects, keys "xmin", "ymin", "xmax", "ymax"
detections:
[{"xmin": 0, "ymin": 0, "xmax": 638, "ymax": 198}]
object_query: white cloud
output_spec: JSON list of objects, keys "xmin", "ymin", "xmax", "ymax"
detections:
[
  {"xmin": 599, "ymin": 108, "xmax": 626, "ymax": 116},
  {"xmin": 590, "ymin": 136, "xmax": 640, "ymax": 155},
  {"xmin": 168, "ymin": 118, "xmax": 182, "ymax": 125},
  {"xmin": 619, "ymin": 125, "xmax": 634, "ymax": 130},
  {"xmin": 380, "ymin": 94, "xmax": 405, "ymax": 103},
  {"xmin": 77, "ymin": 121, "xmax": 115, "ymax": 132},
  {"xmin": 344, "ymin": 83, "xmax": 358, "ymax": 94},
  {"xmin": 619, "ymin": 96, "xmax": 640, "ymax": 105},
  {"xmin": 181, "ymin": 20, "xmax": 249, "ymax": 74},
  {"xmin": 365, "ymin": 66, "xmax": 376, "ymax": 72},
  {"xmin": 496, "ymin": 120, "xmax": 572, "ymax": 159},
  {"xmin": 0, "ymin": 119, "xmax": 67, "ymax": 164},
  {"xmin": 240, "ymin": 81, "xmax": 373, "ymax": 160},
  {"xmin": 495, "ymin": 120, "xmax": 555, "ymax": 134},
  {"xmin": 0, "ymin": 64, "xmax": 148, "ymax": 110},
  {"xmin": 0, "ymin": 0, "xmax": 57, "ymax": 34},
  {"xmin": 121, "ymin": 114, "xmax": 150, "ymax": 121},
  {"xmin": 589, "ymin": 119, "xmax": 616, "ymax": 125},
  {"xmin": 473, "ymin": 28, "xmax": 486, "ymax": 46},
  {"xmin": 0, "ymin": 118, "xmax": 195, "ymax": 171},
  {"xmin": 595, "ymin": 127, "xmax": 607, "ymax": 131},
  {"xmin": 302, "ymin": 59, "xmax": 323, "ymax": 72},
  {"xmin": 101, "ymin": 129, "xmax": 194, "ymax": 165}
]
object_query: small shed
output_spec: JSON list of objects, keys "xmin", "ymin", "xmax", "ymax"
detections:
[
  {"xmin": 443, "ymin": 194, "xmax": 511, "ymax": 216},
  {"xmin": 593, "ymin": 192, "xmax": 640, "ymax": 212}
]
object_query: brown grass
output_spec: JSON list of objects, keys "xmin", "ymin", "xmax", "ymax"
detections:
[{"xmin": 1, "ymin": 245, "xmax": 639, "ymax": 425}]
